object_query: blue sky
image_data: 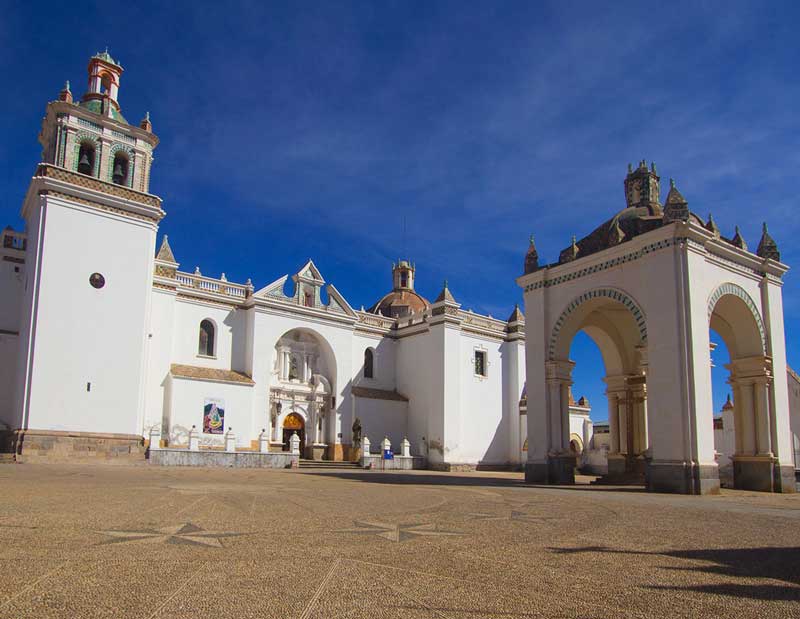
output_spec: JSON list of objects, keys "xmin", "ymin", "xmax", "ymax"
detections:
[{"xmin": 1, "ymin": 1, "xmax": 798, "ymax": 420}]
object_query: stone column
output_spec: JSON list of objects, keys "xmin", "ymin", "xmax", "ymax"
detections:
[
  {"xmin": 544, "ymin": 360, "xmax": 575, "ymax": 483},
  {"xmin": 753, "ymin": 378, "xmax": 773, "ymax": 456},
  {"xmin": 608, "ymin": 392, "xmax": 620, "ymax": 453},
  {"xmin": 737, "ymin": 380, "xmax": 756, "ymax": 455},
  {"xmin": 272, "ymin": 402, "xmax": 282, "ymax": 443}
]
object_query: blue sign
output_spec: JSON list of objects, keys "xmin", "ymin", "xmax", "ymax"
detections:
[{"xmin": 383, "ymin": 449, "xmax": 394, "ymax": 460}]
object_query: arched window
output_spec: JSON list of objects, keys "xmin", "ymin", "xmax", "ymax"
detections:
[
  {"xmin": 112, "ymin": 152, "xmax": 129, "ymax": 186},
  {"xmin": 78, "ymin": 142, "xmax": 96, "ymax": 176},
  {"xmin": 364, "ymin": 348, "xmax": 374, "ymax": 379},
  {"xmin": 198, "ymin": 319, "xmax": 215, "ymax": 357}
]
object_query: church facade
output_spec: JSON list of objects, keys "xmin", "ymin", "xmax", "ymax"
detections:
[{"xmin": 1, "ymin": 53, "xmax": 600, "ymax": 469}]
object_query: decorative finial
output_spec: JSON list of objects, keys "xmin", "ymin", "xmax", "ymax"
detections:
[
  {"xmin": 529, "ymin": 234, "xmax": 535, "ymax": 245},
  {"xmin": 194, "ymin": 266, "xmax": 201, "ymax": 275},
  {"xmin": 651, "ymin": 162, "xmax": 656, "ymax": 174},
  {"xmin": 571, "ymin": 235, "xmax": 577, "ymax": 245},
  {"xmin": 757, "ymin": 221, "xmax": 780, "ymax": 261},
  {"xmin": 670, "ymin": 178, "xmax": 675, "ymax": 188},
  {"xmin": 64, "ymin": 80, "xmax": 71, "ymax": 91},
  {"xmin": 145, "ymin": 111, "xmax": 150, "ymax": 121},
  {"xmin": 443, "ymin": 279, "xmax": 448, "ymax": 289},
  {"xmin": 627, "ymin": 163, "xmax": 632, "ymax": 173}
]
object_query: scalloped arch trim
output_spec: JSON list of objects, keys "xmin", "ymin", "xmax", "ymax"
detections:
[
  {"xmin": 707, "ymin": 283, "xmax": 766, "ymax": 351},
  {"xmin": 548, "ymin": 288, "xmax": 647, "ymax": 360}
]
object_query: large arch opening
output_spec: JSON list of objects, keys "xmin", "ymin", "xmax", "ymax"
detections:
[
  {"xmin": 270, "ymin": 328, "xmax": 337, "ymax": 460},
  {"xmin": 549, "ymin": 289, "xmax": 648, "ymax": 482},
  {"xmin": 707, "ymin": 284, "xmax": 774, "ymax": 491}
]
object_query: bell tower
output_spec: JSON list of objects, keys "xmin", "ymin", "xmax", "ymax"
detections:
[
  {"xmin": 83, "ymin": 50, "xmax": 123, "ymax": 118},
  {"xmin": 11, "ymin": 53, "xmax": 165, "ymax": 451},
  {"xmin": 392, "ymin": 260, "xmax": 415, "ymax": 291},
  {"xmin": 623, "ymin": 160, "xmax": 662, "ymax": 215}
]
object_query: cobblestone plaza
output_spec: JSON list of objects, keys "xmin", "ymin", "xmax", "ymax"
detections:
[{"xmin": 1, "ymin": 464, "xmax": 798, "ymax": 618}]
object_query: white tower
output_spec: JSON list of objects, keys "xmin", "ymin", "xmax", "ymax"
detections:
[{"xmin": 11, "ymin": 52, "xmax": 163, "ymax": 459}]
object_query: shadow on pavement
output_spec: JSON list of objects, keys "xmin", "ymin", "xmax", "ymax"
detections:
[
  {"xmin": 548, "ymin": 545, "xmax": 800, "ymax": 600},
  {"xmin": 301, "ymin": 470, "xmax": 646, "ymax": 492}
]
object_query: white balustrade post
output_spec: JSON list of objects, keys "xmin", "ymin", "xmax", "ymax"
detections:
[
  {"xmin": 225, "ymin": 428, "xmax": 236, "ymax": 452},
  {"xmin": 381, "ymin": 436, "xmax": 392, "ymax": 455},
  {"xmin": 149, "ymin": 426, "xmax": 161, "ymax": 451},
  {"xmin": 290, "ymin": 431, "xmax": 301, "ymax": 455},
  {"xmin": 258, "ymin": 429, "xmax": 269, "ymax": 453},
  {"xmin": 401, "ymin": 437, "xmax": 411, "ymax": 457},
  {"xmin": 361, "ymin": 436, "xmax": 370, "ymax": 455},
  {"xmin": 188, "ymin": 425, "xmax": 200, "ymax": 451}
]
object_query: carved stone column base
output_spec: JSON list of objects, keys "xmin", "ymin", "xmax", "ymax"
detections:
[
  {"xmin": 733, "ymin": 456, "xmax": 795, "ymax": 493},
  {"xmin": 525, "ymin": 455, "xmax": 576, "ymax": 484},
  {"xmin": 646, "ymin": 460, "xmax": 720, "ymax": 495}
]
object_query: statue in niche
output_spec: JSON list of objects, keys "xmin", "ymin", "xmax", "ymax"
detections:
[{"xmin": 289, "ymin": 355, "xmax": 299, "ymax": 380}]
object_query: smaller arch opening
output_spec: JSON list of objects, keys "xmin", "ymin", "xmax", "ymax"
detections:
[
  {"xmin": 100, "ymin": 73, "xmax": 112, "ymax": 94},
  {"xmin": 198, "ymin": 319, "xmax": 216, "ymax": 357},
  {"xmin": 364, "ymin": 348, "xmax": 374, "ymax": 379},
  {"xmin": 112, "ymin": 152, "xmax": 129, "ymax": 186},
  {"xmin": 78, "ymin": 141, "xmax": 96, "ymax": 176}
]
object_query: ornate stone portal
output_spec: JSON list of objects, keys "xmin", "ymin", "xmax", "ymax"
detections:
[{"xmin": 519, "ymin": 163, "xmax": 795, "ymax": 495}]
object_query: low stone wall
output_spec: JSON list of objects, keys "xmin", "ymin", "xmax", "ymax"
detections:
[
  {"xmin": 428, "ymin": 462, "xmax": 514, "ymax": 472},
  {"xmin": 150, "ymin": 448, "xmax": 298, "ymax": 469},
  {"xmin": 360, "ymin": 454, "xmax": 426, "ymax": 470},
  {"xmin": 1, "ymin": 429, "xmax": 145, "ymax": 464}
]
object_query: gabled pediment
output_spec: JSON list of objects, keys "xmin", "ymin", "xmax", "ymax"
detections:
[
  {"xmin": 293, "ymin": 259, "xmax": 325, "ymax": 284},
  {"xmin": 255, "ymin": 274, "xmax": 290, "ymax": 300},
  {"xmin": 326, "ymin": 284, "xmax": 357, "ymax": 317}
]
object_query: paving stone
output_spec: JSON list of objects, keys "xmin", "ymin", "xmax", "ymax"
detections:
[{"xmin": 0, "ymin": 464, "xmax": 798, "ymax": 618}]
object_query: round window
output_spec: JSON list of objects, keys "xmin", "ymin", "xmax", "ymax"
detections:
[{"xmin": 89, "ymin": 273, "xmax": 106, "ymax": 289}]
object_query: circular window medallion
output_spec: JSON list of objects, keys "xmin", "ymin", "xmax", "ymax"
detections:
[{"xmin": 89, "ymin": 273, "xmax": 106, "ymax": 289}]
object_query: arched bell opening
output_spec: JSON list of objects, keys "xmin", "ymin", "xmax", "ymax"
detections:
[
  {"xmin": 77, "ymin": 141, "xmax": 96, "ymax": 176},
  {"xmin": 546, "ymin": 289, "xmax": 648, "ymax": 483},
  {"xmin": 707, "ymin": 285, "xmax": 775, "ymax": 492}
]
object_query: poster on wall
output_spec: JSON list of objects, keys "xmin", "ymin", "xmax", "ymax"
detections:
[{"xmin": 203, "ymin": 398, "xmax": 225, "ymax": 434}]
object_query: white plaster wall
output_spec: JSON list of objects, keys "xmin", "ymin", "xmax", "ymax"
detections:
[
  {"xmin": 787, "ymin": 369, "xmax": 800, "ymax": 469},
  {"xmin": 143, "ymin": 288, "xmax": 176, "ymax": 434},
  {"xmin": 502, "ymin": 339, "xmax": 526, "ymax": 466},
  {"xmin": 0, "ymin": 256, "xmax": 23, "ymax": 333},
  {"xmin": 452, "ymin": 332, "xmax": 507, "ymax": 465},
  {"xmin": 166, "ymin": 375, "xmax": 254, "ymax": 448},
  {"xmin": 171, "ymin": 299, "xmax": 239, "ymax": 370},
  {"xmin": 0, "ymin": 335, "xmax": 18, "ymax": 428},
  {"xmin": 352, "ymin": 332, "xmax": 396, "ymax": 392},
  {"xmin": 396, "ymin": 330, "xmax": 441, "ymax": 463},
  {"xmin": 23, "ymin": 197, "xmax": 155, "ymax": 435},
  {"xmin": 353, "ymin": 397, "xmax": 408, "ymax": 452}
]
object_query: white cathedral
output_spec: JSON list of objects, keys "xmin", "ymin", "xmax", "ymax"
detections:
[
  {"xmin": 1, "ymin": 54, "xmax": 798, "ymax": 494},
  {"xmin": 0, "ymin": 52, "xmax": 596, "ymax": 471}
]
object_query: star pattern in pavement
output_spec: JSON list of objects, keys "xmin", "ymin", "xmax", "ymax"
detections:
[
  {"xmin": 334, "ymin": 520, "xmax": 464, "ymax": 543},
  {"xmin": 467, "ymin": 510, "xmax": 559, "ymax": 523},
  {"xmin": 98, "ymin": 523, "xmax": 242, "ymax": 547}
]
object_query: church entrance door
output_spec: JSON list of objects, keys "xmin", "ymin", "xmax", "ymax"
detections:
[{"xmin": 282, "ymin": 413, "xmax": 305, "ymax": 453}]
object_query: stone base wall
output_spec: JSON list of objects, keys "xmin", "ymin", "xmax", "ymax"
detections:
[
  {"xmin": 0, "ymin": 430, "xmax": 145, "ymax": 464},
  {"xmin": 646, "ymin": 460, "xmax": 720, "ymax": 495},
  {"xmin": 428, "ymin": 461, "xmax": 516, "ymax": 472},
  {"xmin": 361, "ymin": 455, "xmax": 426, "ymax": 470},
  {"xmin": 150, "ymin": 449, "xmax": 298, "ymax": 469}
]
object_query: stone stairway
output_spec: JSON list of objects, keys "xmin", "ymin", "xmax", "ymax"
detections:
[{"xmin": 298, "ymin": 459, "xmax": 362, "ymax": 470}]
